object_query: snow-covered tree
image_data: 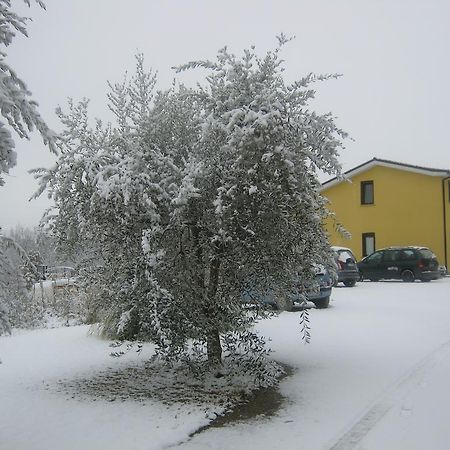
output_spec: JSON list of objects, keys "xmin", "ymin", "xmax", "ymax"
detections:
[
  {"xmin": 8, "ymin": 224, "xmax": 60, "ymax": 268},
  {"xmin": 0, "ymin": 0, "xmax": 56, "ymax": 186},
  {"xmin": 0, "ymin": 227, "xmax": 39, "ymax": 334},
  {"xmin": 36, "ymin": 39, "xmax": 346, "ymax": 378}
]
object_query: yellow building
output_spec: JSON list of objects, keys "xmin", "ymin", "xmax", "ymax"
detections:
[{"xmin": 321, "ymin": 158, "xmax": 450, "ymax": 268}]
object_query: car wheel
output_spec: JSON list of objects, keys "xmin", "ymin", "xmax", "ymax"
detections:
[
  {"xmin": 343, "ymin": 279, "xmax": 356, "ymax": 287},
  {"xmin": 401, "ymin": 269, "xmax": 415, "ymax": 282},
  {"xmin": 314, "ymin": 296, "xmax": 330, "ymax": 309}
]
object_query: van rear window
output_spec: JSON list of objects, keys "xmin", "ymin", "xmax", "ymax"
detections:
[
  {"xmin": 337, "ymin": 251, "xmax": 354, "ymax": 262},
  {"xmin": 419, "ymin": 249, "xmax": 435, "ymax": 259}
]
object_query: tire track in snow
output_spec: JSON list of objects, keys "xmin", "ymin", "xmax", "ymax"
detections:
[{"xmin": 328, "ymin": 339, "xmax": 450, "ymax": 450}]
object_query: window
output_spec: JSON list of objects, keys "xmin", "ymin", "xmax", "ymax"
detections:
[
  {"xmin": 365, "ymin": 251, "xmax": 382, "ymax": 264},
  {"xmin": 398, "ymin": 249, "xmax": 415, "ymax": 261},
  {"xmin": 362, "ymin": 232, "xmax": 376, "ymax": 257},
  {"xmin": 383, "ymin": 250, "xmax": 400, "ymax": 262},
  {"xmin": 361, "ymin": 180, "xmax": 374, "ymax": 205},
  {"xmin": 419, "ymin": 248, "xmax": 435, "ymax": 259},
  {"xmin": 337, "ymin": 250, "xmax": 356, "ymax": 263}
]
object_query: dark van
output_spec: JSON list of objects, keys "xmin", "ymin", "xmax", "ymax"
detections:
[{"xmin": 357, "ymin": 246, "xmax": 441, "ymax": 282}]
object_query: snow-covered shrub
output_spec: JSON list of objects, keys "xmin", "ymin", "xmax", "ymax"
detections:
[
  {"xmin": 0, "ymin": 231, "xmax": 42, "ymax": 332},
  {"xmin": 0, "ymin": 299, "xmax": 10, "ymax": 335}
]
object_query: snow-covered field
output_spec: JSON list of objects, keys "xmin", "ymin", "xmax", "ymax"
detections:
[{"xmin": 1, "ymin": 278, "xmax": 450, "ymax": 450}]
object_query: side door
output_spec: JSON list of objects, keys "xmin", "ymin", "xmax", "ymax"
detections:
[
  {"xmin": 380, "ymin": 249, "xmax": 402, "ymax": 279},
  {"xmin": 359, "ymin": 251, "xmax": 384, "ymax": 280}
]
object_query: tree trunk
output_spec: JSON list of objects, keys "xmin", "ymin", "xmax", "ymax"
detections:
[
  {"xmin": 206, "ymin": 242, "xmax": 223, "ymax": 370},
  {"xmin": 207, "ymin": 328, "xmax": 222, "ymax": 369},
  {"xmin": 190, "ymin": 222, "xmax": 224, "ymax": 370}
]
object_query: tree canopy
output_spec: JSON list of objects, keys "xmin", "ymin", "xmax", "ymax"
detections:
[{"xmin": 36, "ymin": 38, "xmax": 346, "ymax": 378}]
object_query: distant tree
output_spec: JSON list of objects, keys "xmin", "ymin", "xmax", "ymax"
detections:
[
  {"xmin": 36, "ymin": 39, "xmax": 346, "ymax": 380},
  {"xmin": 0, "ymin": 226, "xmax": 39, "ymax": 334},
  {"xmin": 8, "ymin": 224, "xmax": 59, "ymax": 267},
  {"xmin": 0, "ymin": 0, "xmax": 56, "ymax": 186},
  {"xmin": 0, "ymin": 225, "xmax": 81, "ymax": 334}
]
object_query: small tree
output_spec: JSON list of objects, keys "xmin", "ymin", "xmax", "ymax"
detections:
[
  {"xmin": 0, "ymin": 0, "xmax": 56, "ymax": 186},
  {"xmin": 37, "ymin": 39, "xmax": 346, "ymax": 378}
]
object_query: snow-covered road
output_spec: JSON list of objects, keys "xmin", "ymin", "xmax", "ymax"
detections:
[
  {"xmin": 1, "ymin": 278, "xmax": 450, "ymax": 450},
  {"xmin": 184, "ymin": 278, "xmax": 450, "ymax": 450}
]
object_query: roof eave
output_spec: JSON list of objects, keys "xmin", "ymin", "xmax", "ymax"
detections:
[{"xmin": 320, "ymin": 158, "xmax": 450, "ymax": 191}]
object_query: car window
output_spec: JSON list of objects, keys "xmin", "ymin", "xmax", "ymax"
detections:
[
  {"xmin": 398, "ymin": 249, "xmax": 415, "ymax": 261},
  {"xmin": 337, "ymin": 250, "xmax": 355, "ymax": 262},
  {"xmin": 383, "ymin": 250, "xmax": 400, "ymax": 262},
  {"xmin": 419, "ymin": 249, "xmax": 435, "ymax": 259},
  {"xmin": 365, "ymin": 252, "xmax": 382, "ymax": 264}
]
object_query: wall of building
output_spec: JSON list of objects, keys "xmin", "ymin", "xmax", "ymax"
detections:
[
  {"xmin": 443, "ymin": 178, "xmax": 450, "ymax": 269},
  {"xmin": 322, "ymin": 165, "xmax": 448, "ymax": 265}
]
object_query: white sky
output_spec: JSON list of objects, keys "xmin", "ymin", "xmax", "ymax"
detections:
[{"xmin": 1, "ymin": 0, "xmax": 450, "ymax": 231}]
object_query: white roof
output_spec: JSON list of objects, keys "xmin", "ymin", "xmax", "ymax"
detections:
[
  {"xmin": 331, "ymin": 246, "xmax": 354, "ymax": 252},
  {"xmin": 321, "ymin": 158, "xmax": 450, "ymax": 191}
]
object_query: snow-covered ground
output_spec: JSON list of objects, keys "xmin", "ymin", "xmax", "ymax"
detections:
[{"xmin": 1, "ymin": 278, "xmax": 450, "ymax": 450}]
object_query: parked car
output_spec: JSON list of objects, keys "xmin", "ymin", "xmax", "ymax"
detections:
[
  {"xmin": 301, "ymin": 265, "xmax": 334, "ymax": 309},
  {"xmin": 357, "ymin": 246, "xmax": 441, "ymax": 282},
  {"xmin": 331, "ymin": 246, "xmax": 360, "ymax": 287},
  {"xmin": 243, "ymin": 265, "xmax": 333, "ymax": 310}
]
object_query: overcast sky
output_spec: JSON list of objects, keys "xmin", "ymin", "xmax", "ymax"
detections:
[{"xmin": 1, "ymin": 0, "xmax": 449, "ymax": 231}]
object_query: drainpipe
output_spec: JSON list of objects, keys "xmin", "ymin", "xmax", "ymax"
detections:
[{"xmin": 442, "ymin": 176, "xmax": 450, "ymax": 271}]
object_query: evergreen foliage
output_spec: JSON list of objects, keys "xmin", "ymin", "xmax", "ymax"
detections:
[
  {"xmin": 0, "ymin": 0, "xmax": 56, "ymax": 186},
  {"xmin": 36, "ymin": 39, "xmax": 346, "ymax": 376}
]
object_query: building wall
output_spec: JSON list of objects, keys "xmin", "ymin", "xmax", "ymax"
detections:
[
  {"xmin": 444, "ymin": 178, "xmax": 450, "ymax": 268},
  {"xmin": 322, "ymin": 165, "xmax": 449, "ymax": 265}
]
